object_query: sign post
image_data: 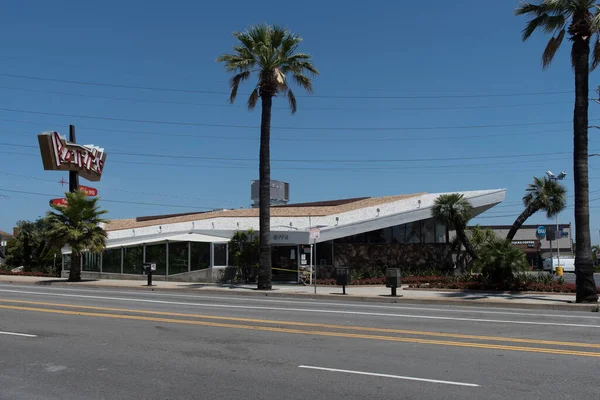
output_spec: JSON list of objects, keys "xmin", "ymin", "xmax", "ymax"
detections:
[{"xmin": 310, "ymin": 227, "xmax": 320, "ymax": 294}]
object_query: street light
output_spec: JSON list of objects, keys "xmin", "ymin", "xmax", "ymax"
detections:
[{"xmin": 547, "ymin": 170, "xmax": 567, "ymax": 269}]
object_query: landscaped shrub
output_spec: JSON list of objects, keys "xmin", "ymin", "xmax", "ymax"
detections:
[{"xmin": 475, "ymin": 239, "xmax": 529, "ymax": 282}]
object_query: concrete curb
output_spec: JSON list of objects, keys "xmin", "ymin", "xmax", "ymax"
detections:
[
  {"xmin": 402, "ymin": 287, "xmax": 580, "ymax": 296},
  {"xmin": 0, "ymin": 279, "xmax": 597, "ymax": 312}
]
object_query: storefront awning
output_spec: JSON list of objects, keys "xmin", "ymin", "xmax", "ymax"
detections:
[{"xmin": 105, "ymin": 233, "xmax": 229, "ymax": 249}]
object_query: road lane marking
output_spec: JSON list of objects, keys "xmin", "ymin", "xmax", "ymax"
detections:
[
  {"xmin": 0, "ymin": 330, "xmax": 37, "ymax": 338},
  {"xmin": 1, "ymin": 298, "xmax": 599, "ymax": 349},
  {"xmin": 0, "ymin": 288, "xmax": 598, "ymax": 328},
  {"xmin": 298, "ymin": 365, "xmax": 480, "ymax": 387},
  {"xmin": 1, "ymin": 285, "xmax": 597, "ymax": 319},
  {"xmin": 1, "ymin": 304, "xmax": 600, "ymax": 358}
]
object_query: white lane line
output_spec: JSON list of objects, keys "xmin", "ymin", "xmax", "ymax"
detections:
[
  {"xmin": 0, "ymin": 288, "xmax": 598, "ymax": 328},
  {"xmin": 0, "ymin": 331, "xmax": 37, "ymax": 338},
  {"xmin": 0, "ymin": 284, "xmax": 595, "ymax": 319},
  {"xmin": 298, "ymin": 365, "xmax": 480, "ymax": 387}
]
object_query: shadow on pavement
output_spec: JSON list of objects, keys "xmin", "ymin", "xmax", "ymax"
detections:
[
  {"xmin": 35, "ymin": 279, "xmax": 99, "ymax": 285},
  {"xmin": 439, "ymin": 291, "xmax": 572, "ymax": 303}
]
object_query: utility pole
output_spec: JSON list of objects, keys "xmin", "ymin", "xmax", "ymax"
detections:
[
  {"xmin": 547, "ymin": 170, "xmax": 567, "ymax": 269},
  {"xmin": 68, "ymin": 125, "xmax": 79, "ymax": 193}
]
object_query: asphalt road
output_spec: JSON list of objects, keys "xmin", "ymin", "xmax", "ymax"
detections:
[
  {"xmin": 1, "ymin": 284, "xmax": 599, "ymax": 400},
  {"xmin": 558, "ymin": 272, "xmax": 600, "ymax": 285}
]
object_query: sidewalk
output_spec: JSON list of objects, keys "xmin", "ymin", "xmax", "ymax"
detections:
[{"xmin": 0, "ymin": 275, "xmax": 596, "ymax": 311}]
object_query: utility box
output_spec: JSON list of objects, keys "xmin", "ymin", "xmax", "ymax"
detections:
[
  {"xmin": 335, "ymin": 267, "xmax": 351, "ymax": 286},
  {"xmin": 386, "ymin": 268, "xmax": 401, "ymax": 288}
]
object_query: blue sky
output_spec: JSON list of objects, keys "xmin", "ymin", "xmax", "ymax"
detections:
[{"xmin": 0, "ymin": 0, "xmax": 599, "ymax": 242}]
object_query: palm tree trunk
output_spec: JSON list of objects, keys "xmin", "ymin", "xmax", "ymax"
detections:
[
  {"xmin": 506, "ymin": 205, "xmax": 538, "ymax": 241},
  {"xmin": 257, "ymin": 94, "xmax": 273, "ymax": 290},
  {"xmin": 457, "ymin": 228, "xmax": 478, "ymax": 262},
  {"xmin": 572, "ymin": 34, "xmax": 598, "ymax": 303},
  {"xmin": 68, "ymin": 252, "xmax": 81, "ymax": 282}
]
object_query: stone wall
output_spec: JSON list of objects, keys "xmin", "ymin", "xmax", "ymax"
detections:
[{"xmin": 331, "ymin": 243, "xmax": 453, "ymax": 277}]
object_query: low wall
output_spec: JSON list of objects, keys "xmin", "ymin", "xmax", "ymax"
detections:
[
  {"xmin": 62, "ymin": 267, "xmax": 224, "ymax": 283},
  {"xmin": 332, "ymin": 243, "xmax": 453, "ymax": 277}
]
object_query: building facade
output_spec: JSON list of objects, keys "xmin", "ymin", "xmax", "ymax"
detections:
[
  {"xmin": 62, "ymin": 189, "xmax": 506, "ymax": 282},
  {"xmin": 469, "ymin": 224, "xmax": 573, "ymax": 269}
]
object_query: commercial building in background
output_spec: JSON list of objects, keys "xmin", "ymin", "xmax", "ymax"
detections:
[
  {"xmin": 0, "ymin": 229, "xmax": 14, "ymax": 265},
  {"xmin": 61, "ymin": 189, "xmax": 506, "ymax": 282},
  {"xmin": 467, "ymin": 224, "xmax": 573, "ymax": 269}
]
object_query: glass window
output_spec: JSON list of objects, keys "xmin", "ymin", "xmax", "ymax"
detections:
[
  {"xmin": 145, "ymin": 244, "xmax": 166, "ymax": 275},
  {"xmin": 316, "ymin": 241, "xmax": 333, "ymax": 266},
  {"xmin": 421, "ymin": 219, "xmax": 436, "ymax": 244},
  {"xmin": 365, "ymin": 229, "xmax": 386, "ymax": 244},
  {"xmin": 190, "ymin": 242, "xmax": 210, "ymax": 271},
  {"xmin": 123, "ymin": 246, "xmax": 143, "ymax": 274},
  {"xmin": 102, "ymin": 248, "xmax": 122, "ymax": 273},
  {"xmin": 168, "ymin": 242, "xmax": 188, "ymax": 275},
  {"xmin": 435, "ymin": 221, "xmax": 447, "ymax": 243},
  {"xmin": 63, "ymin": 254, "xmax": 72, "ymax": 270},
  {"xmin": 405, "ymin": 221, "xmax": 422, "ymax": 244},
  {"xmin": 82, "ymin": 252, "xmax": 100, "ymax": 271},
  {"xmin": 214, "ymin": 243, "xmax": 227, "ymax": 266}
]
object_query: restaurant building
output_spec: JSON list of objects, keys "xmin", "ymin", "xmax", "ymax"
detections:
[{"xmin": 62, "ymin": 189, "xmax": 506, "ymax": 282}]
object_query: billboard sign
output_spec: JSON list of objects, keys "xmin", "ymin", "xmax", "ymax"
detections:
[
  {"xmin": 536, "ymin": 226, "xmax": 546, "ymax": 239},
  {"xmin": 50, "ymin": 198, "xmax": 68, "ymax": 207},
  {"xmin": 79, "ymin": 185, "xmax": 98, "ymax": 197},
  {"xmin": 37, "ymin": 131, "xmax": 106, "ymax": 182}
]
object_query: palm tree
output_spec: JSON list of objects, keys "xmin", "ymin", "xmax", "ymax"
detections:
[
  {"xmin": 506, "ymin": 176, "xmax": 567, "ymax": 241},
  {"xmin": 217, "ymin": 24, "xmax": 319, "ymax": 290},
  {"xmin": 432, "ymin": 194, "xmax": 478, "ymax": 262},
  {"xmin": 515, "ymin": 1, "xmax": 599, "ymax": 302},
  {"xmin": 46, "ymin": 190, "xmax": 108, "ymax": 282}
]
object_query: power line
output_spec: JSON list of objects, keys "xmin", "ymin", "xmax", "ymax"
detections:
[
  {"xmin": 0, "ymin": 84, "xmax": 576, "ymax": 112},
  {"xmin": 0, "ymin": 143, "xmax": 582, "ymax": 164},
  {"xmin": 0, "ymin": 171, "xmax": 239, "ymax": 204},
  {"xmin": 0, "ymin": 72, "xmax": 576, "ymax": 99},
  {"xmin": 0, "ymin": 118, "xmax": 572, "ymax": 142},
  {"xmin": 0, "ymin": 188, "xmax": 215, "ymax": 210},
  {"xmin": 0, "ymin": 106, "xmax": 587, "ymax": 131}
]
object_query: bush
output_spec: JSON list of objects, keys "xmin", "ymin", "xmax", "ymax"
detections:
[{"xmin": 475, "ymin": 239, "xmax": 529, "ymax": 283}]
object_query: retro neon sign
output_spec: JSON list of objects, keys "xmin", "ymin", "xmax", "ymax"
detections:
[{"xmin": 37, "ymin": 131, "xmax": 107, "ymax": 182}]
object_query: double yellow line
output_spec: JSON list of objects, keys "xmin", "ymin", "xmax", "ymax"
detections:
[{"xmin": 1, "ymin": 298, "xmax": 599, "ymax": 358}]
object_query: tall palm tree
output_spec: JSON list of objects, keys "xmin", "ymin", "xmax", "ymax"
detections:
[
  {"xmin": 46, "ymin": 190, "xmax": 108, "ymax": 282},
  {"xmin": 516, "ymin": 1, "xmax": 600, "ymax": 302},
  {"xmin": 506, "ymin": 176, "xmax": 567, "ymax": 240},
  {"xmin": 217, "ymin": 24, "xmax": 319, "ymax": 290},
  {"xmin": 432, "ymin": 194, "xmax": 478, "ymax": 262}
]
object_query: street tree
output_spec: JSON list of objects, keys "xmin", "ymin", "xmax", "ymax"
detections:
[
  {"xmin": 506, "ymin": 176, "xmax": 567, "ymax": 240},
  {"xmin": 217, "ymin": 24, "xmax": 319, "ymax": 290},
  {"xmin": 46, "ymin": 190, "xmax": 108, "ymax": 282},
  {"xmin": 432, "ymin": 194, "xmax": 478, "ymax": 262},
  {"xmin": 515, "ymin": 0, "xmax": 599, "ymax": 302}
]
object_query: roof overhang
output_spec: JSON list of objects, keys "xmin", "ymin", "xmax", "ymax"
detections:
[{"xmin": 315, "ymin": 189, "xmax": 505, "ymax": 243}]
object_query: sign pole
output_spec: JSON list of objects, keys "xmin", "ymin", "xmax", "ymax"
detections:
[
  {"xmin": 68, "ymin": 125, "xmax": 79, "ymax": 193},
  {"xmin": 313, "ymin": 237, "xmax": 317, "ymax": 294}
]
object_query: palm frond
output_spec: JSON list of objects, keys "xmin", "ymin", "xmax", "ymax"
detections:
[
  {"xmin": 515, "ymin": 2, "xmax": 545, "ymax": 16},
  {"xmin": 522, "ymin": 14, "xmax": 551, "ymax": 40},
  {"xmin": 291, "ymin": 73, "xmax": 314, "ymax": 94},
  {"xmin": 270, "ymin": 25, "xmax": 287, "ymax": 49},
  {"xmin": 542, "ymin": 28, "xmax": 566, "ymax": 68},
  {"xmin": 248, "ymin": 87, "xmax": 259, "ymax": 110},
  {"xmin": 287, "ymin": 88, "xmax": 297, "ymax": 114},
  {"xmin": 228, "ymin": 71, "xmax": 251, "ymax": 104},
  {"xmin": 218, "ymin": 23, "xmax": 317, "ymax": 114},
  {"xmin": 592, "ymin": 34, "xmax": 600, "ymax": 70}
]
